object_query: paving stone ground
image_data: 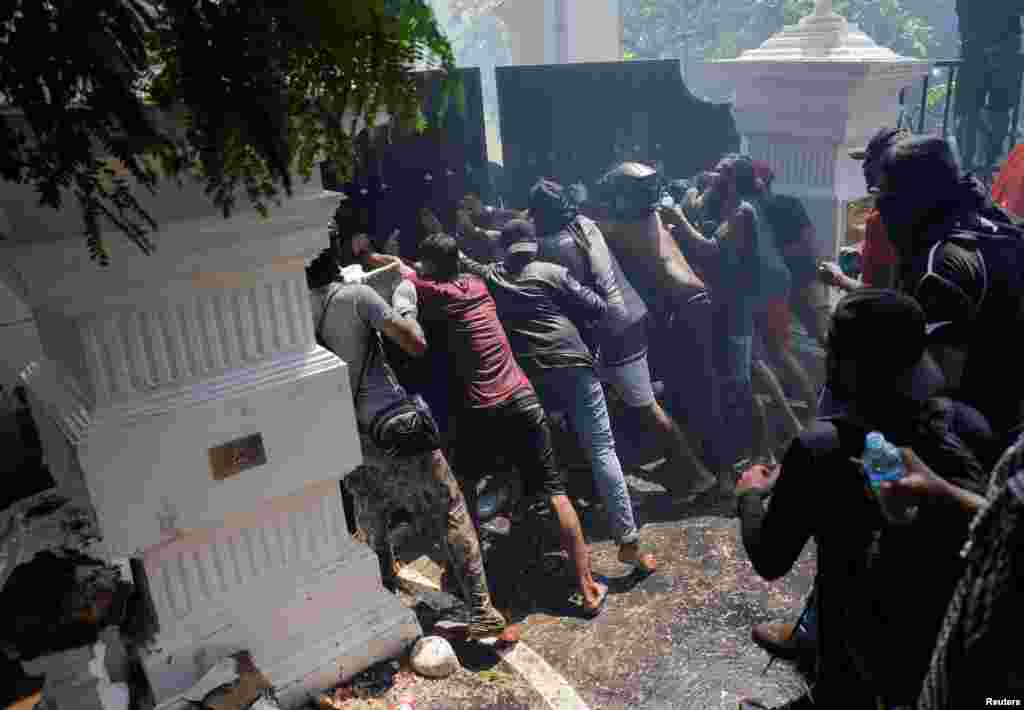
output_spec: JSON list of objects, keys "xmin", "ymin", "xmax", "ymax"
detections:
[
  {"xmin": 330, "ymin": 333, "xmax": 825, "ymax": 709},
  {"xmin": 365, "ymin": 438, "xmax": 816, "ymax": 710}
]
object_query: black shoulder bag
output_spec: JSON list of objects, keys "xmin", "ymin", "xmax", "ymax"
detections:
[
  {"xmin": 353, "ymin": 326, "xmax": 441, "ymax": 460},
  {"xmin": 317, "ymin": 282, "xmax": 441, "ymax": 458}
]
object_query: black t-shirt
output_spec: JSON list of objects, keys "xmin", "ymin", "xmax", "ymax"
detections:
[
  {"xmin": 903, "ymin": 229, "xmax": 1024, "ymax": 434},
  {"xmin": 740, "ymin": 400, "xmax": 995, "ymax": 704},
  {"xmin": 763, "ymin": 193, "xmax": 812, "ymax": 247},
  {"xmin": 458, "ymin": 256, "xmax": 608, "ymax": 373},
  {"xmin": 764, "ymin": 193, "xmax": 818, "ymax": 286}
]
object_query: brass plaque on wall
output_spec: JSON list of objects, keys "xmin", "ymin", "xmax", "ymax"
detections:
[{"xmin": 209, "ymin": 433, "xmax": 267, "ymax": 481}]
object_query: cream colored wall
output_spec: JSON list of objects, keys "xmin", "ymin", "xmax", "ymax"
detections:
[
  {"xmin": 496, "ymin": 0, "xmax": 546, "ymax": 64},
  {"xmin": 565, "ymin": 0, "xmax": 622, "ymax": 63},
  {"xmin": 496, "ymin": 0, "xmax": 621, "ymax": 65}
]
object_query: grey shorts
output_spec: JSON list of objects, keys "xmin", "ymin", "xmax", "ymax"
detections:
[{"xmin": 600, "ymin": 355, "xmax": 656, "ymax": 408}]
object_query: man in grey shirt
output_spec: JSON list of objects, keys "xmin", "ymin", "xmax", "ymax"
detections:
[{"xmin": 308, "ymin": 223, "xmax": 516, "ymax": 644}]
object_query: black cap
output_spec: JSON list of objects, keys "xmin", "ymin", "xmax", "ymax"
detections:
[
  {"xmin": 849, "ymin": 126, "xmax": 911, "ymax": 162},
  {"xmin": 829, "ymin": 288, "xmax": 945, "ymax": 400},
  {"xmin": 500, "ymin": 219, "xmax": 539, "ymax": 256},
  {"xmin": 528, "ymin": 178, "xmax": 577, "ymax": 233},
  {"xmin": 878, "ymin": 135, "xmax": 960, "ymax": 194}
]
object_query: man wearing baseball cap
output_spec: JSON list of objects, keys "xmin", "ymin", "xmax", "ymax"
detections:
[
  {"xmin": 458, "ymin": 219, "xmax": 659, "ymax": 577},
  {"xmin": 819, "ymin": 127, "xmax": 911, "ymax": 294}
]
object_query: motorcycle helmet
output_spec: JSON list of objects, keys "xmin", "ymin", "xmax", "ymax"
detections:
[{"xmin": 594, "ymin": 162, "xmax": 666, "ymax": 221}]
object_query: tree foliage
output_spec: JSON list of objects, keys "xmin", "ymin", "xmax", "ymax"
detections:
[
  {"xmin": 0, "ymin": 0, "xmax": 455, "ymax": 264},
  {"xmin": 623, "ymin": 0, "xmax": 958, "ymax": 99}
]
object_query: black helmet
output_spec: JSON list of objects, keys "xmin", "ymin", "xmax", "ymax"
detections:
[{"xmin": 594, "ymin": 162, "xmax": 665, "ymax": 221}]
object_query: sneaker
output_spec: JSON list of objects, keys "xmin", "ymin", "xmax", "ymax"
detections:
[
  {"xmin": 739, "ymin": 694, "xmax": 815, "ymax": 709},
  {"xmin": 467, "ymin": 607, "xmax": 519, "ymax": 645},
  {"xmin": 751, "ymin": 621, "xmax": 816, "ymax": 662}
]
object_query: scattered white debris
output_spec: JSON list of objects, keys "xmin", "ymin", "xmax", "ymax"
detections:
[
  {"xmin": 410, "ymin": 636, "xmax": 460, "ymax": 679},
  {"xmin": 183, "ymin": 657, "xmax": 239, "ymax": 704}
]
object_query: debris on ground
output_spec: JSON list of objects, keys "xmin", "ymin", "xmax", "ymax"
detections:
[
  {"xmin": 182, "ymin": 657, "xmax": 239, "ymax": 704},
  {"xmin": 410, "ymin": 637, "xmax": 460, "ymax": 679},
  {"xmin": 349, "ymin": 660, "xmax": 400, "ymax": 698}
]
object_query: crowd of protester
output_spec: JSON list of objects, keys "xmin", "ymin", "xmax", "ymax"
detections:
[{"xmin": 307, "ymin": 130, "xmax": 1024, "ymax": 708}]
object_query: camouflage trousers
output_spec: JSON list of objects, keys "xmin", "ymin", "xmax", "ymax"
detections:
[{"xmin": 344, "ymin": 433, "xmax": 494, "ymax": 615}]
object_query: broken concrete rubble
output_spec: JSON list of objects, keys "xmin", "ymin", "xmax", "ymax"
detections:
[
  {"xmin": 409, "ymin": 638, "xmax": 460, "ymax": 680},
  {"xmin": 23, "ymin": 639, "xmax": 129, "ymax": 710}
]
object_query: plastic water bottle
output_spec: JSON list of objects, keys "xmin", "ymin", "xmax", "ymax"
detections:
[
  {"xmin": 862, "ymin": 432, "xmax": 917, "ymax": 524},
  {"xmin": 862, "ymin": 431, "xmax": 904, "ymax": 490}
]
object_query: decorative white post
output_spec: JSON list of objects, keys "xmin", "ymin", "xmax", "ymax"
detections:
[
  {"xmin": 0, "ymin": 170, "xmax": 420, "ymax": 709},
  {"xmin": 710, "ymin": 4, "xmax": 930, "ymax": 262}
]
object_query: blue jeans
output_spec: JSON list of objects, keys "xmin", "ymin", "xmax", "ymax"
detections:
[
  {"xmin": 797, "ymin": 587, "xmax": 818, "ymax": 640},
  {"xmin": 531, "ymin": 366, "xmax": 639, "ymax": 545}
]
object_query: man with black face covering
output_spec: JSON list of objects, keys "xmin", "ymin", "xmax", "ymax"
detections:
[
  {"xmin": 875, "ymin": 136, "xmax": 1024, "ymax": 448},
  {"xmin": 528, "ymin": 178, "xmax": 718, "ymax": 500}
]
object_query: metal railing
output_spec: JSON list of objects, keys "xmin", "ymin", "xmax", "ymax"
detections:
[{"xmin": 897, "ymin": 57, "xmax": 1024, "ymax": 181}]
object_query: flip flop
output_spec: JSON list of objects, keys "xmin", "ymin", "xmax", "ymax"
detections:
[{"xmin": 568, "ymin": 579, "xmax": 609, "ymax": 619}]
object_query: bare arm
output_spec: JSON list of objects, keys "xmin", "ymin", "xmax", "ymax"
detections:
[
  {"xmin": 378, "ymin": 313, "xmax": 427, "ymax": 358},
  {"xmin": 819, "ymin": 261, "xmax": 862, "ymax": 292},
  {"xmin": 364, "ymin": 251, "xmax": 418, "ymax": 279},
  {"xmin": 391, "ymin": 279, "xmax": 426, "ymax": 346},
  {"xmin": 662, "ymin": 205, "xmax": 720, "ymax": 259}
]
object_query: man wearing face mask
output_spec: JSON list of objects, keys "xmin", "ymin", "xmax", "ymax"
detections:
[
  {"xmin": 528, "ymin": 177, "xmax": 718, "ymax": 500},
  {"xmin": 876, "ymin": 135, "xmax": 1024, "ymax": 449}
]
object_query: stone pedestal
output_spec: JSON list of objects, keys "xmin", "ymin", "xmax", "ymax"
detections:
[
  {"xmin": 0, "ymin": 172, "xmax": 420, "ymax": 709},
  {"xmin": 709, "ymin": 0, "xmax": 930, "ymax": 263},
  {"xmin": 23, "ymin": 637, "xmax": 130, "ymax": 710}
]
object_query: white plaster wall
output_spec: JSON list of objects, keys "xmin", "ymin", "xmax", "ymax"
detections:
[
  {"xmin": 76, "ymin": 348, "xmax": 361, "ymax": 559},
  {"xmin": 565, "ymin": 0, "xmax": 622, "ymax": 63},
  {"xmin": 0, "ymin": 279, "xmax": 43, "ymax": 389},
  {"xmin": 497, "ymin": 0, "xmax": 621, "ymax": 65}
]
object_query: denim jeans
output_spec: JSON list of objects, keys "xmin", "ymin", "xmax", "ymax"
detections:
[
  {"xmin": 531, "ymin": 366, "xmax": 639, "ymax": 545},
  {"xmin": 797, "ymin": 587, "xmax": 818, "ymax": 640}
]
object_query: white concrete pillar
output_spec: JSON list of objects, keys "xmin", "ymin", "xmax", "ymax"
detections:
[
  {"xmin": 709, "ymin": 3, "xmax": 930, "ymax": 262},
  {"xmin": 0, "ymin": 170, "xmax": 419, "ymax": 709},
  {"xmin": 0, "ymin": 277, "xmax": 43, "ymax": 390}
]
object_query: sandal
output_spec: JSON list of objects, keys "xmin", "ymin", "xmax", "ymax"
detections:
[
  {"xmin": 618, "ymin": 543, "xmax": 658, "ymax": 576},
  {"xmin": 467, "ymin": 607, "xmax": 519, "ymax": 645}
]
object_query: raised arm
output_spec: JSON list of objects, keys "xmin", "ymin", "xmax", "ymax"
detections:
[
  {"xmin": 661, "ymin": 205, "xmax": 720, "ymax": 260},
  {"xmin": 352, "ymin": 283, "xmax": 427, "ymax": 357}
]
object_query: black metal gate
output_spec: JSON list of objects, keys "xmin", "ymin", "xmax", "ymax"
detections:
[
  {"xmin": 321, "ymin": 67, "xmax": 489, "ymax": 256},
  {"xmin": 496, "ymin": 59, "xmax": 740, "ymax": 207}
]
